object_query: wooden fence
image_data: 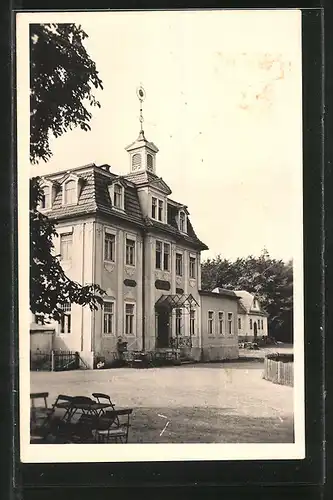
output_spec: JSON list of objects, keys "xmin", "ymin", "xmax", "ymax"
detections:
[{"xmin": 263, "ymin": 353, "xmax": 294, "ymax": 387}]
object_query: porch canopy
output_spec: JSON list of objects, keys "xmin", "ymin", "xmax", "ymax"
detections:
[{"xmin": 155, "ymin": 293, "xmax": 199, "ymax": 312}]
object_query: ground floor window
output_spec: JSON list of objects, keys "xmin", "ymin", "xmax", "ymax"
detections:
[
  {"xmin": 238, "ymin": 317, "xmax": 241, "ymax": 329},
  {"xmin": 227, "ymin": 312, "xmax": 233, "ymax": 335},
  {"xmin": 250, "ymin": 318, "xmax": 253, "ymax": 330},
  {"xmin": 208, "ymin": 311, "xmax": 214, "ymax": 335},
  {"xmin": 125, "ymin": 303, "xmax": 135, "ymax": 335},
  {"xmin": 190, "ymin": 309, "xmax": 195, "ymax": 335},
  {"xmin": 103, "ymin": 301, "xmax": 114, "ymax": 335},
  {"xmin": 218, "ymin": 312, "xmax": 224, "ymax": 334},
  {"xmin": 60, "ymin": 303, "xmax": 71, "ymax": 334},
  {"xmin": 175, "ymin": 308, "xmax": 183, "ymax": 335}
]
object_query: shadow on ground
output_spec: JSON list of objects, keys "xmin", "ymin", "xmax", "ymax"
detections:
[{"xmin": 31, "ymin": 405, "xmax": 294, "ymax": 444}]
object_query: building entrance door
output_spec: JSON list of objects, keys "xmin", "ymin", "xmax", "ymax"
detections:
[{"xmin": 156, "ymin": 311, "xmax": 170, "ymax": 348}]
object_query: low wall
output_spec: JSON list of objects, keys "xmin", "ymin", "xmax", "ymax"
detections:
[
  {"xmin": 201, "ymin": 345, "xmax": 239, "ymax": 362},
  {"xmin": 263, "ymin": 353, "xmax": 294, "ymax": 387}
]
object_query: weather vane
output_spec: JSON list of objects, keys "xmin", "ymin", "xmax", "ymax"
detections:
[{"xmin": 136, "ymin": 85, "xmax": 146, "ymax": 133}]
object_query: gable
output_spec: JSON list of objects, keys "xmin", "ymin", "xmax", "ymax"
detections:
[{"xmin": 149, "ymin": 177, "xmax": 172, "ymax": 195}]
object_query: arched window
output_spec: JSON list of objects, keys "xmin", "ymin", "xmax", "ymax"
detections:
[
  {"xmin": 64, "ymin": 180, "xmax": 76, "ymax": 205},
  {"xmin": 147, "ymin": 153, "xmax": 153, "ymax": 170},
  {"xmin": 132, "ymin": 153, "xmax": 141, "ymax": 170},
  {"xmin": 40, "ymin": 186, "xmax": 50, "ymax": 209}
]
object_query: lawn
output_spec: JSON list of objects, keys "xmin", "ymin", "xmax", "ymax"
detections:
[{"xmin": 30, "ymin": 361, "xmax": 294, "ymax": 443}]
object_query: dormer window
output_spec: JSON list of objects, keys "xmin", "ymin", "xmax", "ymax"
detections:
[
  {"xmin": 158, "ymin": 200, "xmax": 163, "ymax": 221},
  {"xmin": 107, "ymin": 182, "xmax": 125, "ymax": 211},
  {"xmin": 40, "ymin": 186, "xmax": 50, "ymax": 209},
  {"xmin": 132, "ymin": 153, "xmax": 141, "ymax": 171},
  {"xmin": 147, "ymin": 153, "xmax": 154, "ymax": 171},
  {"xmin": 151, "ymin": 196, "xmax": 164, "ymax": 222},
  {"xmin": 114, "ymin": 184, "xmax": 123, "ymax": 209},
  {"xmin": 178, "ymin": 210, "xmax": 187, "ymax": 233},
  {"xmin": 64, "ymin": 180, "xmax": 76, "ymax": 205}
]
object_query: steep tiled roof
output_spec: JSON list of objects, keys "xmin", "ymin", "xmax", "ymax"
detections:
[
  {"xmin": 40, "ymin": 163, "xmax": 207, "ymax": 250},
  {"xmin": 144, "ymin": 216, "xmax": 208, "ymax": 251},
  {"xmin": 233, "ymin": 290, "xmax": 268, "ymax": 317},
  {"xmin": 199, "ymin": 289, "xmax": 239, "ymax": 301}
]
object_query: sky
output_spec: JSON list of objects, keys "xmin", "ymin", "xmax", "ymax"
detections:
[{"xmin": 25, "ymin": 10, "xmax": 303, "ymax": 262}]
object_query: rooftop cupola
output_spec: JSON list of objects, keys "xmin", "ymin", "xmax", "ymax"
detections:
[{"xmin": 125, "ymin": 86, "xmax": 159, "ymax": 174}]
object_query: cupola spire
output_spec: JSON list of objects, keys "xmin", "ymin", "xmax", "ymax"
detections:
[
  {"xmin": 125, "ymin": 86, "xmax": 159, "ymax": 174},
  {"xmin": 137, "ymin": 85, "xmax": 146, "ymax": 135}
]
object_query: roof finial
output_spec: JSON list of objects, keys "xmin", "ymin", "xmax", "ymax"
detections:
[{"xmin": 136, "ymin": 85, "xmax": 146, "ymax": 135}]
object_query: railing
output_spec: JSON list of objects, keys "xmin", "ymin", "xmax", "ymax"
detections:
[
  {"xmin": 169, "ymin": 336, "xmax": 192, "ymax": 349},
  {"xmin": 263, "ymin": 353, "xmax": 294, "ymax": 387},
  {"xmin": 30, "ymin": 350, "xmax": 80, "ymax": 372}
]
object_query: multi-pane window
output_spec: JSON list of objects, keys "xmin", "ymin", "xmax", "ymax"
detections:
[
  {"xmin": 227, "ymin": 313, "xmax": 233, "ymax": 335},
  {"xmin": 60, "ymin": 233, "xmax": 72, "ymax": 261},
  {"xmin": 190, "ymin": 309, "xmax": 195, "ymax": 336},
  {"xmin": 238, "ymin": 317, "xmax": 241, "ymax": 329},
  {"xmin": 250, "ymin": 318, "xmax": 253, "ymax": 330},
  {"xmin": 125, "ymin": 303, "xmax": 135, "ymax": 335},
  {"xmin": 155, "ymin": 241, "xmax": 162, "ymax": 269},
  {"xmin": 103, "ymin": 302, "xmax": 114, "ymax": 335},
  {"xmin": 175, "ymin": 308, "xmax": 183, "ymax": 335},
  {"xmin": 64, "ymin": 180, "xmax": 76, "ymax": 205},
  {"xmin": 189, "ymin": 256, "xmax": 196, "ymax": 279},
  {"xmin": 179, "ymin": 211, "xmax": 186, "ymax": 232},
  {"xmin": 152, "ymin": 197, "xmax": 157, "ymax": 219},
  {"xmin": 208, "ymin": 311, "xmax": 214, "ymax": 334},
  {"xmin": 125, "ymin": 238, "xmax": 135, "ymax": 266},
  {"xmin": 40, "ymin": 186, "xmax": 50, "ymax": 209},
  {"xmin": 158, "ymin": 200, "xmax": 163, "ymax": 221},
  {"xmin": 152, "ymin": 197, "xmax": 164, "ymax": 222},
  {"xmin": 104, "ymin": 232, "xmax": 115, "ymax": 262},
  {"xmin": 60, "ymin": 303, "xmax": 71, "ymax": 334},
  {"xmin": 113, "ymin": 184, "xmax": 122, "ymax": 208},
  {"xmin": 163, "ymin": 243, "xmax": 170, "ymax": 271},
  {"xmin": 218, "ymin": 312, "xmax": 224, "ymax": 334},
  {"xmin": 155, "ymin": 241, "xmax": 170, "ymax": 271},
  {"xmin": 176, "ymin": 253, "xmax": 183, "ymax": 276}
]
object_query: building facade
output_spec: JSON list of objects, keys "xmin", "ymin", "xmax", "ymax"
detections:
[
  {"xmin": 35, "ymin": 118, "xmax": 218, "ymax": 367},
  {"xmin": 212, "ymin": 289, "xmax": 269, "ymax": 342},
  {"xmin": 199, "ymin": 290, "xmax": 239, "ymax": 361}
]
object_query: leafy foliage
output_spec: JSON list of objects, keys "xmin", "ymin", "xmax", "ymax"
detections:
[
  {"xmin": 30, "ymin": 23, "xmax": 103, "ymax": 164},
  {"xmin": 30, "ymin": 178, "xmax": 105, "ymax": 321},
  {"xmin": 30, "ymin": 23, "xmax": 105, "ymax": 320},
  {"xmin": 201, "ymin": 250, "xmax": 293, "ymax": 341}
]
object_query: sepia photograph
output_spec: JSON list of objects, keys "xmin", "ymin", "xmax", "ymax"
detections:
[{"xmin": 17, "ymin": 9, "xmax": 305, "ymax": 463}]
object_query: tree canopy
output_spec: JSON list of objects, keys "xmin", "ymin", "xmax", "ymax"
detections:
[
  {"xmin": 201, "ymin": 250, "xmax": 293, "ymax": 342},
  {"xmin": 30, "ymin": 23, "xmax": 103, "ymax": 164},
  {"xmin": 30, "ymin": 179, "xmax": 104, "ymax": 321},
  {"xmin": 30, "ymin": 23, "xmax": 105, "ymax": 320}
]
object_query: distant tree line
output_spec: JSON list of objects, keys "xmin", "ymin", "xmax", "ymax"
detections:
[{"xmin": 201, "ymin": 250, "xmax": 293, "ymax": 343}]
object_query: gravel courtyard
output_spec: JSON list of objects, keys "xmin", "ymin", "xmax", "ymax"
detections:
[{"xmin": 30, "ymin": 360, "xmax": 294, "ymax": 443}]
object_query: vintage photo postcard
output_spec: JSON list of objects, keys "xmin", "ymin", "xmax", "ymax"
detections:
[{"xmin": 17, "ymin": 9, "xmax": 305, "ymax": 463}]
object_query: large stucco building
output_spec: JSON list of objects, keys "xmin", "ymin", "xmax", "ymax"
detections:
[{"xmin": 32, "ymin": 93, "xmax": 241, "ymax": 367}]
